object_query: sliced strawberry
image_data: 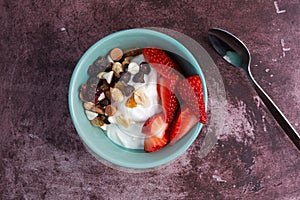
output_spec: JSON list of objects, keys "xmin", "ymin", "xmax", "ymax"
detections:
[
  {"xmin": 170, "ymin": 105, "xmax": 198, "ymax": 145},
  {"xmin": 157, "ymin": 76, "xmax": 179, "ymax": 124},
  {"xmin": 144, "ymin": 136, "xmax": 168, "ymax": 152},
  {"xmin": 142, "ymin": 113, "xmax": 167, "ymax": 136},
  {"xmin": 142, "ymin": 113, "xmax": 169, "ymax": 152},
  {"xmin": 176, "ymin": 75, "xmax": 207, "ymax": 124},
  {"xmin": 142, "ymin": 48, "xmax": 180, "ymax": 87}
]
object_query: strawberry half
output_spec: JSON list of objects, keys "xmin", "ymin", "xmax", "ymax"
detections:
[
  {"xmin": 157, "ymin": 76, "xmax": 179, "ymax": 124},
  {"xmin": 142, "ymin": 113, "xmax": 169, "ymax": 152},
  {"xmin": 170, "ymin": 105, "xmax": 198, "ymax": 145},
  {"xmin": 176, "ymin": 75, "xmax": 207, "ymax": 124},
  {"xmin": 142, "ymin": 48, "xmax": 180, "ymax": 87}
]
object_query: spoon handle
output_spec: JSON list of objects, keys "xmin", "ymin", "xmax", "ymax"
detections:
[{"xmin": 248, "ymin": 73, "xmax": 300, "ymax": 150}]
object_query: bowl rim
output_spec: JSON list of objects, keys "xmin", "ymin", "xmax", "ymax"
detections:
[{"xmin": 68, "ymin": 28, "xmax": 208, "ymax": 169}]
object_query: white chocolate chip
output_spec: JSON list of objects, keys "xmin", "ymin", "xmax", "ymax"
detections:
[
  {"xmin": 103, "ymin": 71, "xmax": 114, "ymax": 84},
  {"xmin": 128, "ymin": 62, "xmax": 140, "ymax": 75},
  {"xmin": 100, "ymin": 123, "xmax": 107, "ymax": 131},
  {"xmin": 117, "ymin": 115, "xmax": 131, "ymax": 128},
  {"xmin": 98, "ymin": 92, "xmax": 105, "ymax": 101},
  {"xmin": 85, "ymin": 110, "xmax": 98, "ymax": 120}
]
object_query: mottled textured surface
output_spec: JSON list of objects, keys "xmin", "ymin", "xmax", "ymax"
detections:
[{"xmin": 1, "ymin": 0, "xmax": 299, "ymax": 199}]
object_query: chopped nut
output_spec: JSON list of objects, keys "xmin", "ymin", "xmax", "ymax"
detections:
[
  {"xmin": 134, "ymin": 89, "xmax": 149, "ymax": 106},
  {"xmin": 114, "ymin": 81, "xmax": 125, "ymax": 93},
  {"xmin": 85, "ymin": 110, "xmax": 98, "ymax": 120},
  {"xmin": 105, "ymin": 104, "xmax": 117, "ymax": 116},
  {"xmin": 112, "ymin": 62, "xmax": 124, "ymax": 78},
  {"xmin": 111, "ymin": 87, "xmax": 124, "ymax": 102},
  {"xmin": 97, "ymin": 72, "xmax": 107, "ymax": 79},
  {"xmin": 128, "ymin": 62, "xmax": 140, "ymax": 75},
  {"xmin": 91, "ymin": 116, "xmax": 104, "ymax": 127},
  {"xmin": 93, "ymin": 105, "xmax": 105, "ymax": 114},
  {"xmin": 126, "ymin": 94, "xmax": 137, "ymax": 108},
  {"xmin": 83, "ymin": 102, "xmax": 95, "ymax": 110},
  {"xmin": 117, "ymin": 115, "xmax": 130, "ymax": 128},
  {"xmin": 122, "ymin": 59, "xmax": 130, "ymax": 66},
  {"xmin": 110, "ymin": 48, "xmax": 123, "ymax": 61}
]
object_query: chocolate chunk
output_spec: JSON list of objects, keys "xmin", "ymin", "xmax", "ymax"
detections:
[
  {"xmin": 119, "ymin": 72, "xmax": 131, "ymax": 83},
  {"xmin": 132, "ymin": 72, "xmax": 145, "ymax": 83},
  {"xmin": 124, "ymin": 84, "xmax": 135, "ymax": 96},
  {"xmin": 88, "ymin": 64, "xmax": 101, "ymax": 76},
  {"xmin": 87, "ymin": 77, "xmax": 99, "ymax": 86},
  {"xmin": 94, "ymin": 56, "xmax": 110, "ymax": 68},
  {"xmin": 100, "ymin": 99, "xmax": 110, "ymax": 107},
  {"xmin": 140, "ymin": 62, "xmax": 151, "ymax": 74}
]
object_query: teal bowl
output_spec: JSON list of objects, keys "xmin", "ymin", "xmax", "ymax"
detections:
[{"xmin": 68, "ymin": 28, "xmax": 208, "ymax": 169}]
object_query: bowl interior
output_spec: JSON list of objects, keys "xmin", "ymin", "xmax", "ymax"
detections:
[{"xmin": 69, "ymin": 29, "xmax": 207, "ymax": 169}]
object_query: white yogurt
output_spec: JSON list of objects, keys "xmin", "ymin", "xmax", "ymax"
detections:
[{"xmin": 106, "ymin": 55, "xmax": 162, "ymax": 149}]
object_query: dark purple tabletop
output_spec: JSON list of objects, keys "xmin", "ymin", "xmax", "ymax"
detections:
[{"xmin": 1, "ymin": 0, "xmax": 299, "ymax": 199}]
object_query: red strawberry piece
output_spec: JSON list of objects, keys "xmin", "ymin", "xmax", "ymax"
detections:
[
  {"xmin": 144, "ymin": 135, "xmax": 168, "ymax": 153},
  {"xmin": 157, "ymin": 76, "xmax": 179, "ymax": 124},
  {"xmin": 142, "ymin": 113, "xmax": 169, "ymax": 152},
  {"xmin": 176, "ymin": 75, "xmax": 207, "ymax": 124},
  {"xmin": 142, "ymin": 113, "xmax": 168, "ymax": 136},
  {"xmin": 142, "ymin": 48, "xmax": 180, "ymax": 87},
  {"xmin": 169, "ymin": 105, "xmax": 198, "ymax": 145}
]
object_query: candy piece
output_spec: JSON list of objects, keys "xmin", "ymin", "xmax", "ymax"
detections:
[
  {"xmin": 103, "ymin": 71, "xmax": 114, "ymax": 84},
  {"xmin": 119, "ymin": 72, "xmax": 131, "ymax": 83},
  {"xmin": 110, "ymin": 48, "xmax": 123, "ymax": 61},
  {"xmin": 105, "ymin": 105, "xmax": 117, "ymax": 116},
  {"xmin": 132, "ymin": 72, "xmax": 145, "ymax": 83},
  {"xmin": 85, "ymin": 110, "xmax": 98, "ymax": 120},
  {"xmin": 140, "ymin": 62, "xmax": 151, "ymax": 74},
  {"xmin": 126, "ymin": 94, "xmax": 137, "ymax": 108},
  {"xmin": 128, "ymin": 62, "xmax": 140, "ymax": 75},
  {"xmin": 111, "ymin": 87, "xmax": 124, "ymax": 102},
  {"xmin": 124, "ymin": 84, "xmax": 135, "ymax": 96}
]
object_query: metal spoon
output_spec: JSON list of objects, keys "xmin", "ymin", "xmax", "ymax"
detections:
[{"xmin": 208, "ymin": 28, "xmax": 300, "ymax": 150}]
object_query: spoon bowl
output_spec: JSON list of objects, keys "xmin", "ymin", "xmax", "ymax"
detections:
[{"xmin": 208, "ymin": 28, "xmax": 300, "ymax": 150}]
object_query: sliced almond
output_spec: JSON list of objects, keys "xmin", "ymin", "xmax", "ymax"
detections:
[
  {"xmin": 134, "ymin": 89, "xmax": 149, "ymax": 106},
  {"xmin": 111, "ymin": 87, "xmax": 124, "ymax": 102},
  {"xmin": 116, "ymin": 115, "xmax": 130, "ymax": 128},
  {"xmin": 83, "ymin": 102, "xmax": 95, "ymax": 110}
]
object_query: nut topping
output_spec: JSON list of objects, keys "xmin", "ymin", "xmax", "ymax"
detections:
[
  {"xmin": 134, "ymin": 89, "xmax": 149, "ymax": 106},
  {"xmin": 109, "ymin": 48, "xmax": 123, "ymax": 61},
  {"xmin": 111, "ymin": 87, "xmax": 124, "ymax": 102},
  {"xmin": 105, "ymin": 105, "xmax": 117, "ymax": 116},
  {"xmin": 116, "ymin": 115, "xmax": 130, "ymax": 128}
]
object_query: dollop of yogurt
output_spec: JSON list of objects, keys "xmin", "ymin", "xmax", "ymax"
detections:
[{"xmin": 106, "ymin": 54, "xmax": 162, "ymax": 149}]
